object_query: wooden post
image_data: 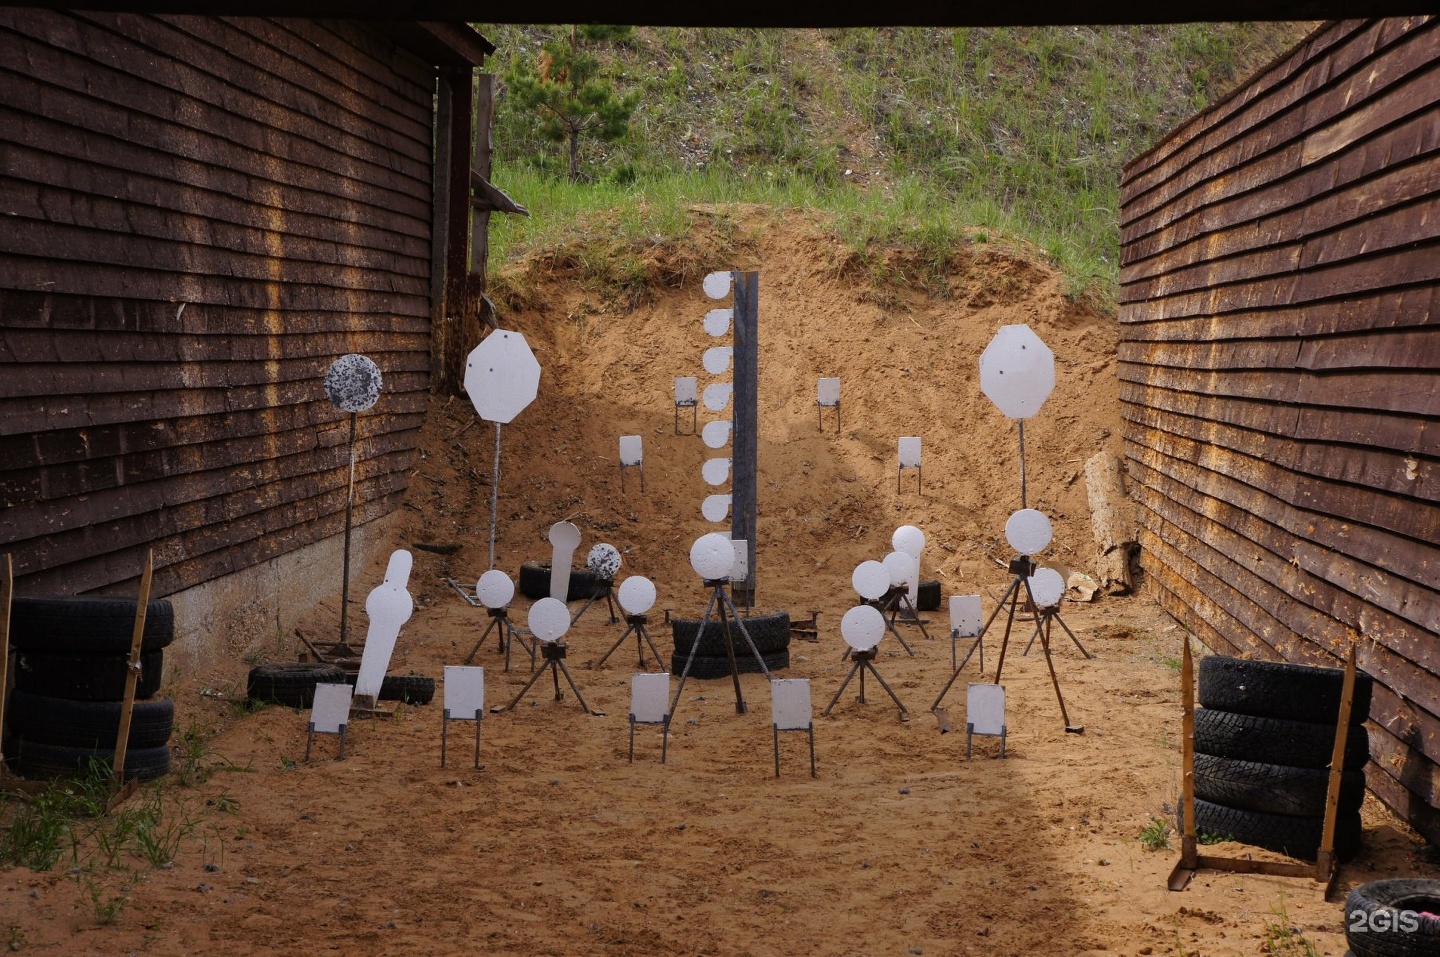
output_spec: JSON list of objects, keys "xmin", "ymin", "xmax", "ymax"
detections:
[
  {"xmin": 471, "ymin": 73, "xmax": 495, "ymax": 285},
  {"xmin": 1084, "ymin": 450, "xmax": 1137, "ymax": 595},
  {"xmin": 1177, "ymin": 633, "xmax": 1198, "ymax": 872},
  {"xmin": 0, "ymin": 555, "xmax": 12, "ymax": 766},
  {"xmin": 432, "ymin": 66, "xmax": 478, "ymax": 396},
  {"xmin": 112, "ymin": 549, "xmax": 154, "ymax": 792},
  {"xmin": 1314, "ymin": 643, "xmax": 1358, "ymax": 893}
]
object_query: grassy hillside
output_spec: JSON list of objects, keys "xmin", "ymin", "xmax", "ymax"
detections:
[{"xmin": 477, "ymin": 24, "xmax": 1315, "ymax": 310}]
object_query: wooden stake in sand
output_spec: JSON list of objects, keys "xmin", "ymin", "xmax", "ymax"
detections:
[{"xmin": 112, "ymin": 549, "xmax": 154, "ymax": 794}]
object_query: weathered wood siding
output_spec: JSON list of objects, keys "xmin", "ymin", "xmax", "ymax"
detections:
[
  {"xmin": 1119, "ymin": 17, "xmax": 1440, "ymax": 843},
  {"xmin": 0, "ymin": 12, "xmax": 437, "ymax": 599}
]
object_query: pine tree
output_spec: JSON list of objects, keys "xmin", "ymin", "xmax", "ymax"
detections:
[{"xmin": 505, "ymin": 25, "xmax": 639, "ymax": 183}]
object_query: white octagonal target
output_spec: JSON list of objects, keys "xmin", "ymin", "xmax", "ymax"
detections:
[
  {"xmin": 476, "ymin": 569, "xmax": 515, "ymax": 609},
  {"xmin": 852, "ymin": 560, "xmax": 890, "ymax": 601},
  {"xmin": 841, "ymin": 604, "xmax": 886, "ymax": 652},
  {"xmin": 587, "ymin": 543, "xmax": 622, "ymax": 579},
  {"xmin": 464, "ymin": 329, "xmax": 541, "ymax": 424},
  {"xmin": 691, "ymin": 532, "xmax": 736, "ymax": 580},
  {"xmin": 528, "ymin": 597, "xmax": 571, "ymax": 643},
  {"xmin": 980, "ymin": 324, "xmax": 1055, "ymax": 420},
  {"xmin": 1004, "ymin": 509, "xmax": 1053, "ymax": 556},
  {"xmin": 617, "ymin": 576, "xmax": 656, "ymax": 616},
  {"xmin": 1028, "ymin": 567, "xmax": 1066, "ymax": 608}
]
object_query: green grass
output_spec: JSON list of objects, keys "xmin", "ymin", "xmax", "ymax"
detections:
[
  {"xmin": 1138, "ymin": 815, "xmax": 1173, "ymax": 851},
  {"xmin": 478, "ymin": 23, "xmax": 1312, "ymax": 312}
]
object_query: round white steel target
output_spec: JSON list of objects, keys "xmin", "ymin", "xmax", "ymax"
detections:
[
  {"xmin": 324, "ymin": 354, "xmax": 382, "ymax": 412},
  {"xmin": 703, "ymin": 346, "xmax": 733, "ymax": 374},
  {"xmin": 702, "ymin": 420, "xmax": 732, "ymax": 449},
  {"xmin": 528, "ymin": 597, "xmax": 571, "ymax": 643},
  {"xmin": 617, "ymin": 576, "xmax": 657, "ymax": 615},
  {"xmin": 883, "ymin": 550, "xmax": 915, "ymax": 588},
  {"xmin": 701, "ymin": 494, "xmax": 731, "ymax": 523},
  {"xmin": 851, "ymin": 560, "xmax": 890, "ymax": 601},
  {"xmin": 703, "ymin": 271, "xmax": 733, "ymax": 300},
  {"xmin": 892, "ymin": 525, "xmax": 925, "ymax": 559},
  {"xmin": 548, "ymin": 521, "xmax": 581, "ymax": 551},
  {"xmin": 1028, "ymin": 567, "xmax": 1065, "ymax": 608},
  {"xmin": 703, "ymin": 308, "xmax": 733, "ymax": 337},
  {"xmin": 1004, "ymin": 509, "xmax": 1053, "ymax": 556},
  {"xmin": 476, "ymin": 570, "xmax": 515, "ymax": 609},
  {"xmin": 587, "ymin": 543, "xmax": 622, "ymax": 579},
  {"xmin": 703, "ymin": 382, "xmax": 732, "ymax": 411},
  {"xmin": 841, "ymin": 605, "xmax": 886, "ymax": 652},
  {"xmin": 702, "ymin": 457, "xmax": 731, "ymax": 486},
  {"xmin": 691, "ymin": 533, "xmax": 736, "ymax": 580}
]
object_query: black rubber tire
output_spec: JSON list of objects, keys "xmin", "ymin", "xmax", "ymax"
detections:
[
  {"xmin": 1198, "ymin": 655, "xmax": 1373, "ymax": 725},
  {"xmin": 8, "ymin": 596, "xmax": 175, "ymax": 652},
  {"xmin": 378, "ymin": 674, "xmax": 435, "ymax": 705},
  {"xmin": 517, "ymin": 561, "xmax": 601, "ymax": 602},
  {"xmin": 13, "ymin": 649, "xmax": 163, "ymax": 701},
  {"xmin": 1193, "ymin": 753, "xmax": 1366, "ymax": 817},
  {"xmin": 6, "ymin": 690, "xmax": 174, "ymax": 750},
  {"xmin": 1194, "ymin": 707, "xmax": 1370, "ymax": 770},
  {"xmin": 11, "ymin": 740, "xmax": 172, "ymax": 782},
  {"xmin": 916, "ymin": 579, "xmax": 941, "ymax": 612},
  {"xmin": 1345, "ymin": 878, "xmax": 1440, "ymax": 957},
  {"xmin": 1181, "ymin": 797, "xmax": 1361, "ymax": 862},
  {"xmin": 670, "ymin": 648, "xmax": 789, "ymax": 680},
  {"xmin": 672, "ymin": 610, "xmax": 791, "ymax": 658},
  {"xmin": 247, "ymin": 662, "xmax": 348, "ymax": 709}
]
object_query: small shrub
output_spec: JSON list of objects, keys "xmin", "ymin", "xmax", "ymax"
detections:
[{"xmin": 1139, "ymin": 816, "xmax": 1173, "ymax": 851}]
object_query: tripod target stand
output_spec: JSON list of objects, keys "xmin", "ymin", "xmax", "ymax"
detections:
[
  {"xmin": 823, "ymin": 604, "xmax": 908, "ymax": 720},
  {"xmin": 452, "ymin": 571, "xmax": 535, "ymax": 672},
  {"xmin": 595, "ymin": 576, "xmax": 666, "ymax": 670},
  {"xmin": 490, "ymin": 597, "xmax": 601, "ymax": 716},
  {"xmin": 671, "ymin": 533, "xmax": 774, "ymax": 718}
]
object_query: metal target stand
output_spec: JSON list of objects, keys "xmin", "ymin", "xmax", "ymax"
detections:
[
  {"xmin": 670, "ymin": 577, "xmax": 771, "ymax": 718},
  {"xmin": 822, "ymin": 647, "xmax": 908, "ymax": 720},
  {"xmin": 571, "ymin": 578, "xmax": 620, "ymax": 626},
  {"xmin": 881, "ymin": 586, "xmax": 928, "ymax": 651},
  {"xmin": 446, "ymin": 577, "xmax": 534, "ymax": 672},
  {"xmin": 977, "ymin": 557, "xmax": 1085, "ymax": 733},
  {"xmin": 595, "ymin": 612, "xmax": 666, "ymax": 670},
  {"xmin": 491, "ymin": 640, "xmax": 600, "ymax": 716}
]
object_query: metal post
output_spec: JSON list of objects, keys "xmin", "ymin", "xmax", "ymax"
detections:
[
  {"xmin": 489, "ymin": 422, "xmax": 501, "ymax": 570},
  {"xmin": 732, "ymin": 271, "xmax": 759, "ymax": 600},
  {"xmin": 339, "ymin": 410, "xmax": 357, "ymax": 648},
  {"xmin": 1018, "ymin": 419, "xmax": 1027, "ymax": 510}
]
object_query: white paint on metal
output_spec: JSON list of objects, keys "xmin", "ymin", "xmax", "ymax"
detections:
[
  {"xmin": 703, "ymin": 382, "xmax": 732, "ymax": 411},
  {"xmin": 587, "ymin": 543, "xmax": 622, "ymax": 579},
  {"xmin": 883, "ymin": 550, "xmax": 916, "ymax": 588},
  {"xmin": 967, "ymin": 683, "xmax": 1006, "ymax": 736},
  {"xmin": 528, "ymin": 597, "xmax": 571, "ymax": 643},
  {"xmin": 703, "ymin": 271, "xmax": 733, "ymax": 300},
  {"xmin": 701, "ymin": 494, "xmax": 732, "ymax": 523},
  {"xmin": 817, "ymin": 377, "xmax": 840, "ymax": 408},
  {"xmin": 631, "ymin": 672, "xmax": 670, "ymax": 723},
  {"xmin": 443, "ymin": 665, "xmax": 485, "ymax": 720},
  {"xmin": 619, "ymin": 435, "xmax": 643, "ymax": 466},
  {"xmin": 617, "ymin": 576, "xmax": 657, "ymax": 615},
  {"xmin": 771, "ymin": 678, "xmax": 812, "ymax": 730},
  {"xmin": 1004, "ymin": 508, "xmax": 1053, "ymax": 556},
  {"xmin": 703, "ymin": 308, "xmax": 733, "ymax": 337},
  {"xmin": 898, "ymin": 436, "xmax": 922, "ymax": 468},
  {"xmin": 841, "ymin": 604, "xmax": 886, "ymax": 652},
  {"xmin": 851, "ymin": 560, "xmax": 890, "ymax": 601},
  {"xmin": 324, "ymin": 354, "xmax": 382, "ymax": 412},
  {"xmin": 310, "ymin": 683, "xmax": 352, "ymax": 733},
  {"xmin": 730, "ymin": 539, "xmax": 748, "ymax": 581},
  {"xmin": 476, "ymin": 569, "xmax": 514, "ymax": 609},
  {"xmin": 548, "ymin": 521, "xmax": 582, "ymax": 601},
  {"xmin": 464, "ymin": 329, "xmax": 541, "ymax": 424},
  {"xmin": 979, "ymin": 324, "xmax": 1055, "ymax": 420},
  {"xmin": 892, "ymin": 525, "xmax": 925, "ymax": 604},
  {"xmin": 950, "ymin": 595, "xmax": 983, "ymax": 638},
  {"xmin": 702, "ymin": 457, "xmax": 732, "ymax": 486},
  {"xmin": 690, "ymin": 532, "xmax": 735, "ymax": 580},
  {"xmin": 353, "ymin": 549, "xmax": 415, "ymax": 701},
  {"xmin": 1027, "ymin": 567, "xmax": 1066, "ymax": 608},
  {"xmin": 703, "ymin": 346, "xmax": 733, "ymax": 374},
  {"xmin": 702, "ymin": 419, "xmax": 732, "ymax": 449},
  {"xmin": 675, "ymin": 376, "xmax": 698, "ymax": 406}
]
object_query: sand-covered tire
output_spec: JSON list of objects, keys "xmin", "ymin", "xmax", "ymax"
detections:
[
  {"xmin": 916, "ymin": 579, "xmax": 941, "ymax": 612},
  {"xmin": 5, "ymin": 690, "xmax": 174, "ymax": 750},
  {"xmin": 247, "ymin": 663, "xmax": 348, "ymax": 709},
  {"xmin": 1181, "ymin": 798, "xmax": 1361, "ymax": 862},
  {"xmin": 517, "ymin": 561, "xmax": 601, "ymax": 602},
  {"xmin": 1193, "ymin": 753, "xmax": 1366, "ymax": 816},
  {"xmin": 11, "ymin": 741, "xmax": 172, "ymax": 782},
  {"xmin": 1194, "ymin": 708, "xmax": 1370, "ymax": 770},
  {"xmin": 1345, "ymin": 878, "xmax": 1440, "ymax": 957},
  {"xmin": 13, "ymin": 649, "xmax": 164, "ymax": 701},
  {"xmin": 671, "ymin": 648, "xmax": 789, "ymax": 680},
  {"xmin": 7, "ymin": 596, "xmax": 175, "ymax": 653},
  {"xmin": 672, "ymin": 611, "xmax": 791, "ymax": 658},
  {"xmin": 1198, "ymin": 655, "xmax": 1373, "ymax": 724},
  {"xmin": 378, "ymin": 675, "xmax": 435, "ymax": 705}
]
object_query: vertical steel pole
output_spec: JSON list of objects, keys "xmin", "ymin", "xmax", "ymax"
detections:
[
  {"xmin": 339, "ymin": 411, "xmax": 358, "ymax": 648},
  {"xmin": 731, "ymin": 271, "xmax": 759, "ymax": 602},
  {"xmin": 1018, "ymin": 419, "xmax": 1028, "ymax": 510},
  {"xmin": 489, "ymin": 422, "xmax": 502, "ymax": 570}
]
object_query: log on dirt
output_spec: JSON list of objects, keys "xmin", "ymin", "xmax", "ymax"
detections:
[{"xmin": 1084, "ymin": 449, "xmax": 1138, "ymax": 595}]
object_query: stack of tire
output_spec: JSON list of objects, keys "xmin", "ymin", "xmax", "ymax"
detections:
[
  {"xmin": 1186, "ymin": 654, "xmax": 1373, "ymax": 862},
  {"xmin": 670, "ymin": 610, "xmax": 790, "ymax": 679},
  {"xmin": 4, "ymin": 597, "xmax": 175, "ymax": 782}
]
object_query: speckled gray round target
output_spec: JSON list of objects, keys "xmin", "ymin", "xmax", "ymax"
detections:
[
  {"xmin": 324, "ymin": 354, "xmax": 382, "ymax": 412},
  {"xmin": 587, "ymin": 543, "xmax": 622, "ymax": 579}
]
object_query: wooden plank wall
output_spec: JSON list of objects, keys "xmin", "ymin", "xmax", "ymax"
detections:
[
  {"xmin": 1119, "ymin": 16, "xmax": 1440, "ymax": 844},
  {"xmin": 0, "ymin": 12, "xmax": 435, "ymax": 599}
]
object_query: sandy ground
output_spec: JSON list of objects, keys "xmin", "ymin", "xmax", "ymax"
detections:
[{"xmin": 4, "ymin": 209, "xmax": 1436, "ymax": 955}]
